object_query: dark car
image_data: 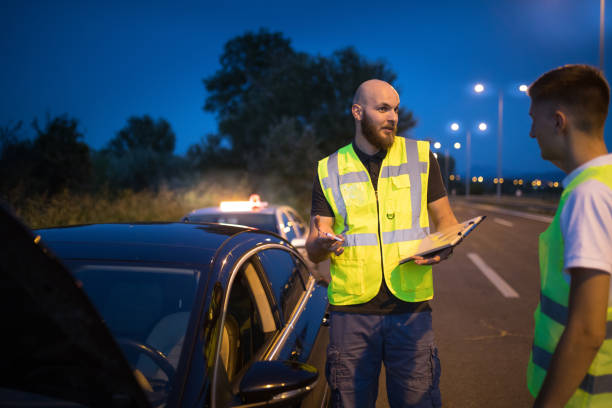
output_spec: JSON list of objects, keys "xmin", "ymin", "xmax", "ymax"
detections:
[{"xmin": 0, "ymin": 205, "xmax": 330, "ymax": 408}]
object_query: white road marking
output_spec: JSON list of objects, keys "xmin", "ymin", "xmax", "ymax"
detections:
[
  {"xmin": 467, "ymin": 203, "xmax": 554, "ymax": 223},
  {"xmin": 494, "ymin": 217, "xmax": 514, "ymax": 227},
  {"xmin": 467, "ymin": 252, "xmax": 520, "ymax": 298}
]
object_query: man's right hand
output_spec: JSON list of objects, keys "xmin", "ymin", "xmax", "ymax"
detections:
[
  {"xmin": 313, "ymin": 215, "xmax": 345, "ymax": 256},
  {"xmin": 306, "ymin": 215, "xmax": 344, "ymax": 263}
]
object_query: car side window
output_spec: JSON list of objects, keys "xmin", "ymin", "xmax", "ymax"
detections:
[
  {"xmin": 258, "ymin": 249, "xmax": 307, "ymax": 322},
  {"xmin": 278, "ymin": 211, "xmax": 296, "ymax": 242},
  {"xmin": 219, "ymin": 259, "xmax": 276, "ymax": 383},
  {"xmin": 288, "ymin": 209, "xmax": 307, "ymax": 237}
]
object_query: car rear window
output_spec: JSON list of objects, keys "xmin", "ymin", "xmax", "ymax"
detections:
[{"xmin": 187, "ymin": 213, "xmax": 277, "ymax": 233}]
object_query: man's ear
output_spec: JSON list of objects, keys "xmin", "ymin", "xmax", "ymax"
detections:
[
  {"xmin": 554, "ymin": 109, "xmax": 568, "ymax": 133},
  {"xmin": 351, "ymin": 104, "xmax": 362, "ymax": 121}
]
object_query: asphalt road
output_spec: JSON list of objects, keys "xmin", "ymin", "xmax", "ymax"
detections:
[{"xmin": 374, "ymin": 197, "xmax": 551, "ymax": 407}]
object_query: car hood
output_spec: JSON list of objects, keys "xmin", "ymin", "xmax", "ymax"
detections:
[{"xmin": 0, "ymin": 203, "xmax": 151, "ymax": 408}]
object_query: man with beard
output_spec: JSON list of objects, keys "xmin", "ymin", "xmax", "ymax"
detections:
[{"xmin": 306, "ymin": 79, "xmax": 459, "ymax": 407}]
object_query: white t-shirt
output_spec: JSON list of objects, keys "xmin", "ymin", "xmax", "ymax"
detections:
[{"xmin": 560, "ymin": 153, "xmax": 612, "ymax": 304}]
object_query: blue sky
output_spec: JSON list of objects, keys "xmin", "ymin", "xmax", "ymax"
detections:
[{"xmin": 1, "ymin": 0, "xmax": 610, "ymax": 178}]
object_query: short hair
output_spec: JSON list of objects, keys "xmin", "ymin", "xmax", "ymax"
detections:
[{"xmin": 529, "ymin": 64, "xmax": 610, "ymax": 132}]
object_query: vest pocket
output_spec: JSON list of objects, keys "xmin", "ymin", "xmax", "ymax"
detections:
[
  {"xmin": 331, "ymin": 259, "xmax": 365, "ymax": 296},
  {"xmin": 388, "ymin": 175, "xmax": 412, "ymax": 220},
  {"xmin": 391, "ymin": 174, "xmax": 411, "ymax": 189}
]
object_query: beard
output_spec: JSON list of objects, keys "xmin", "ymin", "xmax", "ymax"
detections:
[{"xmin": 361, "ymin": 111, "xmax": 396, "ymax": 150}]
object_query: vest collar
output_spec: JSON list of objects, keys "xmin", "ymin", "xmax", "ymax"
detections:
[{"xmin": 562, "ymin": 153, "xmax": 612, "ymax": 188}]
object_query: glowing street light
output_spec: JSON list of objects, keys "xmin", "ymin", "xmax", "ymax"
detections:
[
  {"xmin": 473, "ymin": 81, "xmax": 528, "ymax": 198},
  {"xmin": 450, "ymin": 120, "xmax": 488, "ymax": 197},
  {"xmin": 433, "ymin": 141, "xmax": 442, "ymax": 149}
]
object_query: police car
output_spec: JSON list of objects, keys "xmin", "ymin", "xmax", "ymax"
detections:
[{"xmin": 181, "ymin": 195, "xmax": 309, "ymax": 250}]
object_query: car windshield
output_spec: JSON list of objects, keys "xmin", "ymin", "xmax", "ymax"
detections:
[
  {"xmin": 187, "ymin": 212, "xmax": 277, "ymax": 232},
  {"xmin": 67, "ymin": 262, "xmax": 200, "ymax": 406}
]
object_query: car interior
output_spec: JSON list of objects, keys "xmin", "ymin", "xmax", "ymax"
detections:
[{"xmin": 70, "ymin": 264, "xmax": 199, "ymax": 393}]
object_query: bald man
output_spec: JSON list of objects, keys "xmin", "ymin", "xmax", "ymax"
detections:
[{"xmin": 307, "ymin": 79, "xmax": 458, "ymax": 407}]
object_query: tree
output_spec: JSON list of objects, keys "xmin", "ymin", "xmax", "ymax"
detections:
[
  {"xmin": 247, "ymin": 117, "xmax": 322, "ymax": 208},
  {"xmin": 0, "ymin": 115, "xmax": 92, "ymax": 201},
  {"xmin": 103, "ymin": 115, "xmax": 179, "ymax": 190},
  {"xmin": 31, "ymin": 115, "xmax": 92, "ymax": 195},
  {"xmin": 0, "ymin": 120, "xmax": 24, "ymax": 150},
  {"xmin": 0, "ymin": 120, "xmax": 33, "ymax": 201},
  {"xmin": 202, "ymin": 29, "xmax": 417, "ymax": 163},
  {"xmin": 108, "ymin": 115, "xmax": 175, "ymax": 155},
  {"xmin": 199, "ymin": 29, "xmax": 418, "ymax": 210},
  {"xmin": 186, "ymin": 134, "xmax": 233, "ymax": 172}
]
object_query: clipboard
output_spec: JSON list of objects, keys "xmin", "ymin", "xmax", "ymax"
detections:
[{"xmin": 400, "ymin": 215, "xmax": 486, "ymax": 263}]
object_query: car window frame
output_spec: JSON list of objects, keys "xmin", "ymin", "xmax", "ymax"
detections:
[
  {"xmin": 209, "ymin": 243, "xmax": 317, "ymax": 407},
  {"xmin": 256, "ymin": 248, "xmax": 307, "ymax": 323}
]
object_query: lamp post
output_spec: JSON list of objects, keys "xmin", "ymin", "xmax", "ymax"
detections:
[
  {"xmin": 473, "ymin": 83, "xmax": 528, "ymax": 198},
  {"xmin": 466, "ymin": 130, "xmax": 471, "ymax": 197},
  {"xmin": 497, "ymin": 91, "xmax": 503, "ymax": 198},
  {"xmin": 432, "ymin": 139, "xmax": 462, "ymax": 192},
  {"xmin": 449, "ymin": 122, "xmax": 483, "ymax": 198}
]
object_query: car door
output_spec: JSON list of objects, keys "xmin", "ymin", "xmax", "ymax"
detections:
[
  {"xmin": 0, "ymin": 203, "xmax": 151, "ymax": 408},
  {"xmin": 210, "ymin": 256, "xmax": 280, "ymax": 407},
  {"xmin": 209, "ymin": 242, "xmax": 328, "ymax": 408},
  {"xmin": 256, "ymin": 248, "xmax": 330, "ymax": 408}
]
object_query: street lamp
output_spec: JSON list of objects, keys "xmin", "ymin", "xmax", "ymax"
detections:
[
  {"xmin": 450, "ymin": 122, "xmax": 487, "ymax": 197},
  {"xmin": 473, "ymin": 83, "xmax": 528, "ymax": 198}
]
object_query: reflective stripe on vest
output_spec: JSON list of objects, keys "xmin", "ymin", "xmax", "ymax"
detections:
[
  {"xmin": 317, "ymin": 136, "xmax": 434, "ymax": 305},
  {"xmin": 527, "ymin": 164, "xmax": 612, "ymax": 405}
]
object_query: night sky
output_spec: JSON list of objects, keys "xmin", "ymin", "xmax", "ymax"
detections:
[{"xmin": 2, "ymin": 0, "xmax": 611, "ymax": 179}]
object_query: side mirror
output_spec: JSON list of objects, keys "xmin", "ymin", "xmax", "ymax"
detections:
[
  {"xmin": 290, "ymin": 238, "xmax": 306, "ymax": 249},
  {"xmin": 235, "ymin": 360, "xmax": 318, "ymax": 407}
]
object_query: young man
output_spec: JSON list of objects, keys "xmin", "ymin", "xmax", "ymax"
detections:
[
  {"xmin": 306, "ymin": 79, "xmax": 458, "ymax": 407},
  {"xmin": 526, "ymin": 65, "xmax": 612, "ymax": 407}
]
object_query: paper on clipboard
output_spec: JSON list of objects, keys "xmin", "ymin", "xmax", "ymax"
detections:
[{"xmin": 399, "ymin": 215, "xmax": 486, "ymax": 263}]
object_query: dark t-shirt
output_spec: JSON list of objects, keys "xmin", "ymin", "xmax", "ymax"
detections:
[{"xmin": 311, "ymin": 141, "xmax": 447, "ymax": 314}]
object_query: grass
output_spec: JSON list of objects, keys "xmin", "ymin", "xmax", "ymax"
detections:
[
  {"xmin": 9, "ymin": 171, "xmax": 313, "ymax": 229},
  {"xmin": 11, "ymin": 172, "xmax": 252, "ymax": 229}
]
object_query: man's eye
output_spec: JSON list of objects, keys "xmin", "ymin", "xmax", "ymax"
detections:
[{"xmin": 378, "ymin": 107, "xmax": 387, "ymax": 112}]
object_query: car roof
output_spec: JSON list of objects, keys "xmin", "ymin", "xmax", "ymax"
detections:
[{"xmin": 35, "ymin": 222, "xmax": 263, "ymax": 266}]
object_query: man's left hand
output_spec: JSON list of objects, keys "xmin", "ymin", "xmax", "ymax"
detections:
[{"xmin": 413, "ymin": 247, "xmax": 453, "ymax": 265}]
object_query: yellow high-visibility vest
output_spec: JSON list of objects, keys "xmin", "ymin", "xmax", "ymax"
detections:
[
  {"xmin": 317, "ymin": 136, "xmax": 433, "ymax": 305},
  {"xmin": 527, "ymin": 164, "xmax": 612, "ymax": 407}
]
